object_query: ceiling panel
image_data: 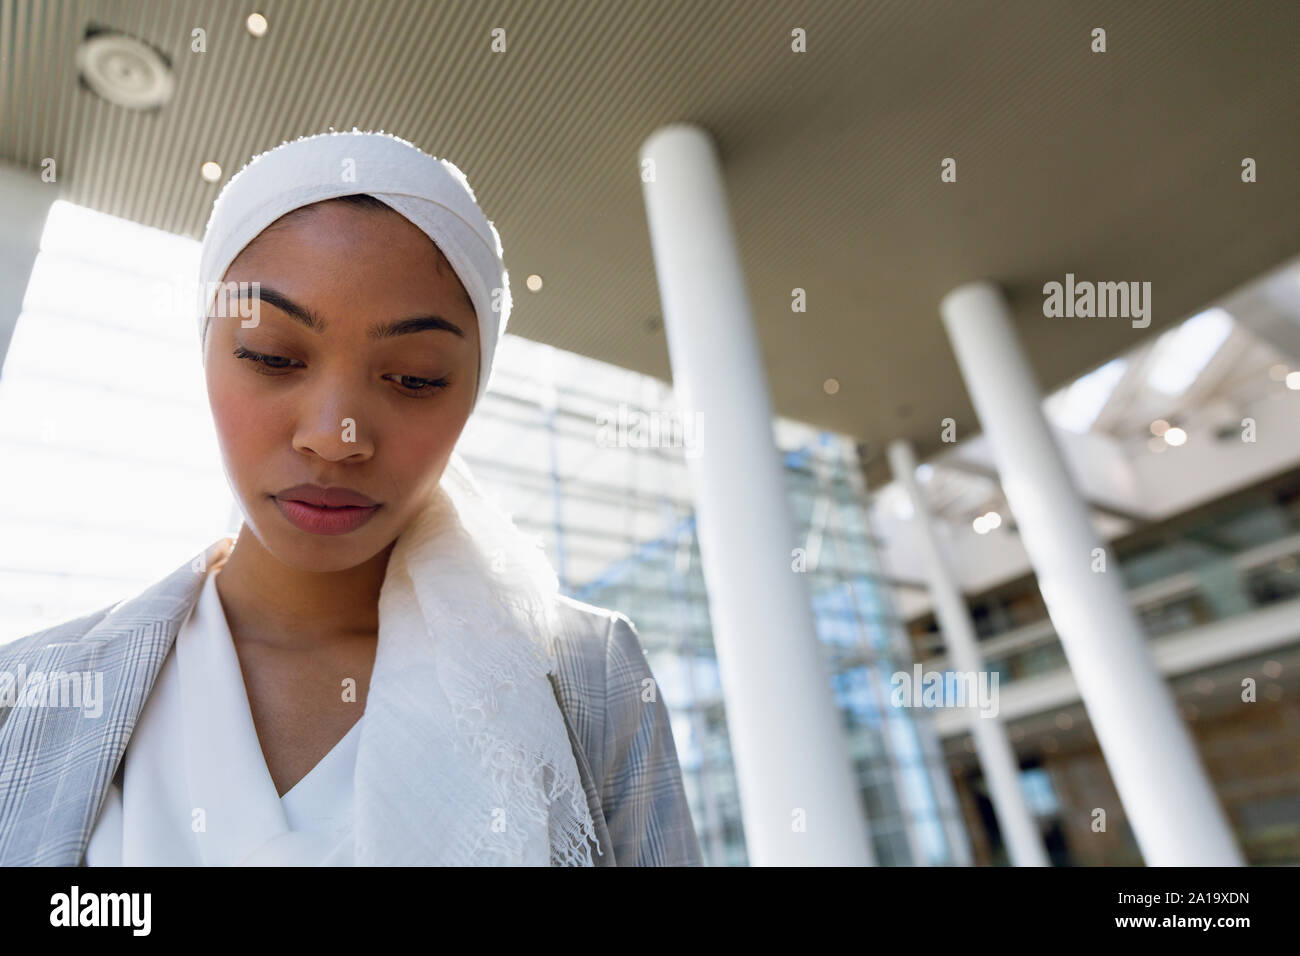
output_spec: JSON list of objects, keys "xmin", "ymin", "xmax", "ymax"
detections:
[{"xmin": 2, "ymin": 0, "xmax": 1296, "ymax": 484}]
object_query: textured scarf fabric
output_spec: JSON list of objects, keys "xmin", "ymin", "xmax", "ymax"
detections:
[
  {"xmin": 360, "ymin": 451, "xmax": 597, "ymax": 865},
  {"xmin": 197, "ymin": 130, "xmax": 597, "ymax": 865}
]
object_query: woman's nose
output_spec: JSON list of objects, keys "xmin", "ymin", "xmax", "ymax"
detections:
[{"xmin": 290, "ymin": 379, "xmax": 377, "ymax": 462}]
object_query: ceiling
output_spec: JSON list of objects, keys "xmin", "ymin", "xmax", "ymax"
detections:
[
  {"xmin": 2, "ymin": 0, "xmax": 1297, "ymax": 484},
  {"xmin": 909, "ymin": 311, "xmax": 1295, "ymax": 528}
]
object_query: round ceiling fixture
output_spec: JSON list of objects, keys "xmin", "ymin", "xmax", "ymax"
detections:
[{"xmin": 75, "ymin": 28, "xmax": 175, "ymax": 111}]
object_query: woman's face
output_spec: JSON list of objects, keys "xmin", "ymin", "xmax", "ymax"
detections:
[{"xmin": 203, "ymin": 198, "xmax": 481, "ymax": 572}]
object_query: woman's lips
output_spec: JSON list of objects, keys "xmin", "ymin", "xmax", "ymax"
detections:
[{"xmin": 273, "ymin": 497, "xmax": 381, "ymax": 535}]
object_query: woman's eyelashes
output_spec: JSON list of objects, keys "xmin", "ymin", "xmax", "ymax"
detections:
[
  {"xmin": 388, "ymin": 373, "xmax": 451, "ymax": 397},
  {"xmin": 233, "ymin": 344, "xmax": 299, "ymax": 371},
  {"xmin": 231, "ymin": 345, "xmax": 451, "ymax": 397}
]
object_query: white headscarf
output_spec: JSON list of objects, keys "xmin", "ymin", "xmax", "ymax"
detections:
[
  {"xmin": 199, "ymin": 128, "xmax": 510, "ymax": 409},
  {"xmin": 197, "ymin": 129, "xmax": 598, "ymax": 866}
]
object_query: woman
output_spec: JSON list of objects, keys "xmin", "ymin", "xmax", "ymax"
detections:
[{"xmin": 0, "ymin": 130, "xmax": 702, "ymax": 867}]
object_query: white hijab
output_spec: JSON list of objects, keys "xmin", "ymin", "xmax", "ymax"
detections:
[{"xmin": 196, "ymin": 130, "xmax": 597, "ymax": 866}]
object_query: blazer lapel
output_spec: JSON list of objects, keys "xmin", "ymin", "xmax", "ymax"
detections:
[{"xmin": 0, "ymin": 538, "xmax": 230, "ymax": 866}]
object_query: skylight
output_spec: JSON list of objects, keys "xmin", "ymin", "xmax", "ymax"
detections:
[
  {"xmin": 1144, "ymin": 307, "xmax": 1235, "ymax": 396},
  {"xmin": 1044, "ymin": 356, "xmax": 1128, "ymax": 434}
]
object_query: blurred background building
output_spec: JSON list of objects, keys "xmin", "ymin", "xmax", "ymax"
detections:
[{"xmin": 0, "ymin": 0, "xmax": 1296, "ymax": 865}]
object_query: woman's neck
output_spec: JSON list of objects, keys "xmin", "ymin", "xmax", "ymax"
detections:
[{"xmin": 213, "ymin": 524, "xmax": 393, "ymax": 648}]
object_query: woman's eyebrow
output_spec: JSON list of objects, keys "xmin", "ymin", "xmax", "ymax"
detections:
[
  {"xmin": 237, "ymin": 285, "xmax": 465, "ymax": 339},
  {"xmin": 368, "ymin": 315, "xmax": 466, "ymax": 340}
]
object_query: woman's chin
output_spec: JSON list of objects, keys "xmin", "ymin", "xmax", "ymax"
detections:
[{"xmin": 244, "ymin": 513, "xmax": 391, "ymax": 574}]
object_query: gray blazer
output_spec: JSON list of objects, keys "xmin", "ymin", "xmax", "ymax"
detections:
[{"xmin": 0, "ymin": 540, "xmax": 703, "ymax": 867}]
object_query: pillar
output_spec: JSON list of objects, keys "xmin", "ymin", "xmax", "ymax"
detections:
[
  {"xmin": 639, "ymin": 123, "xmax": 873, "ymax": 865},
  {"xmin": 887, "ymin": 438, "xmax": 1050, "ymax": 866},
  {"xmin": 940, "ymin": 280, "xmax": 1243, "ymax": 865}
]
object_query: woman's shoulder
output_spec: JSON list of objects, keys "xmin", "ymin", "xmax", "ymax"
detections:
[
  {"xmin": 553, "ymin": 593, "xmax": 629, "ymax": 639},
  {"xmin": 548, "ymin": 596, "xmax": 653, "ymax": 724},
  {"xmin": 551, "ymin": 595, "xmax": 645, "ymax": 673}
]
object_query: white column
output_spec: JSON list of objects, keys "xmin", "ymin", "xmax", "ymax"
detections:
[
  {"xmin": 887, "ymin": 439, "xmax": 1049, "ymax": 866},
  {"xmin": 940, "ymin": 281, "xmax": 1243, "ymax": 866},
  {"xmin": 852, "ymin": 459, "xmax": 974, "ymax": 866},
  {"xmin": 639, "ymin": 123, "xmax": 873, "ymax": 866},
  {"xmin": 0, "ymin": 162, "xmax": 57, "ymax": 378}
]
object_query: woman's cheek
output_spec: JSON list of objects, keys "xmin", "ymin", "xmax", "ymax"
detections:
[
  {"xmin": 388, "ymin": 427, "xmax": 448, "ymax": 482},
  {"xmin": 393, "ymin": 426, "xmax": 462, "ymax": 507},
  {"xmin": 209, "ymin": 376, "xmax": 280, "ymax": 478}
]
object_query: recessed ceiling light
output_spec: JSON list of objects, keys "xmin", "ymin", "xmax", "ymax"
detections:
[
  {"xmin": 983, "ymin": 511, "xmax": 1001, "ymax": 529},
  {"xmin": 823, "ymin": 378, "xmax": 839, "ymax": 395},
  {"xmin": 1163, "ymin": 426, "xmax": 1188, "ymax": 446},
  {"xmin": 75, "ymin": 29, "xmax": 175, "ymax": 111},
  {"xmin": 1287, "ymin": 371, "xmax": 1300, "ymax": 390},
  {"xmin": 246, "ymin": 13, "xmax": 269, "ymax": 37},
  {"xmin": 525, "ymin": 274, "xmax": 543, "ymax": 292},
  {"xmin": 1149, "ymin": 419, "xmax": 1169, "ymax": 436},
  {"xmin": 973, "ymin": 515, "xmax": 989, "ymax": 534},
  {"xmin": 200, "ymin": 161, "xmax": 222, "ymax": 183}
]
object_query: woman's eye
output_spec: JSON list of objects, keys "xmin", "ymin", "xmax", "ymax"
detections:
[
  {"xmin": 233, "ymin": 345, "xmax": 298, "ymax": 370},
  {"xmin": 233, "ymin": 346, "xmax": 448, "ymax": 397},
  {"xmin": 387, "ymin": 374, "xmax": 451, "ymax": 396}
]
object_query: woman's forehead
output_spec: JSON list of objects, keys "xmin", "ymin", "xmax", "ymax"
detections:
[{"xmin": 230, "ymin": 201, "xmax": 475, "ymax": 309}]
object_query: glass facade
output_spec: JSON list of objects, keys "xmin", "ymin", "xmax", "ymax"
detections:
[{"xmin": 459, "ymin": 335, "xmax": 970, "ymax": 865}]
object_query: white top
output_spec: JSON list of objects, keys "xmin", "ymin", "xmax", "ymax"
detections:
[{"xmin": 84, "ymin": 567, "xmax": 364, "ymax": 866}]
